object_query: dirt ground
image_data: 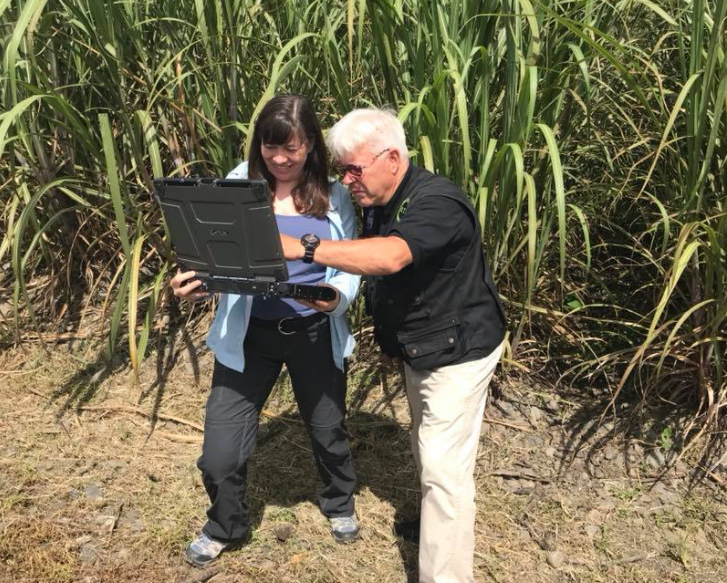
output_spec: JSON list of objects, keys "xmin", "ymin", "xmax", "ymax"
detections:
[{"xmin": 1, "ymin": 332, "xmax": 726, "ymax": 583}]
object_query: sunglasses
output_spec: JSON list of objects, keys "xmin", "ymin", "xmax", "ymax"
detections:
[{"xmin": 333, "ymin": 148, "xmax": 390, "ymax": 179}]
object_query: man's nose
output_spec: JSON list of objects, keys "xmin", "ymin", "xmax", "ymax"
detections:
[{"xmin": 341, "ymin": 171, "xmax": 355, "ymax": 186}]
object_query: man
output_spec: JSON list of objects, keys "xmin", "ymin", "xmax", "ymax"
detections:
[{"xmin": 281, "ymin": 108, "xmax": 506, "ymax": 583}]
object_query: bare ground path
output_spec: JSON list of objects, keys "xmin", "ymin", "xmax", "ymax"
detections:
[{"xmin": 1, "ymin": 340, "xmax": 725, "ymax": 583}]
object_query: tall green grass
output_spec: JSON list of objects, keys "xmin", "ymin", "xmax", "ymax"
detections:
[{"xmin": 1, "ymin": 0, "xmax": 725, "ymax": 440}]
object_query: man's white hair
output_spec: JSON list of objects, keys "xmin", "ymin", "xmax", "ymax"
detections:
[{"xmin": 326, "ymin": 108, "xmax": 409, "ymax": 161}]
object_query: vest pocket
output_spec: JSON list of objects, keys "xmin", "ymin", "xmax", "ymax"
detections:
[{"xmin": 397, "ymin": 317, "xmax": 461, "ymax": 371}]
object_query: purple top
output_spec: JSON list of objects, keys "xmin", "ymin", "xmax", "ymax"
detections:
[{"xmin": 251, "ymin": 214, "xmax": 331, "ymax": 319}]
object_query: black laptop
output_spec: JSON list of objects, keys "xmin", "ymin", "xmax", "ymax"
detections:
[{"xmin": 153, "ymin": 177, "xmax": 336, "ymax": 301}]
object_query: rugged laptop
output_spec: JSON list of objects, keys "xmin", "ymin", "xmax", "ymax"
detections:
[{"xmin": 153, "ymin": 177, "xmax": 336, "ymax": 302}]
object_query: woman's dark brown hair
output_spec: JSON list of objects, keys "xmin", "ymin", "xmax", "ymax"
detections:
[{"xmin": 248, "ymin": 94, "xmax": 330, "ymax": 218}]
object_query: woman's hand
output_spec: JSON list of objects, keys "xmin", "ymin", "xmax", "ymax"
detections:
[
  {"xmin": 170, "ymin": 270, "xmax": 211, "ymax": 302},
  {"xmin": 298, "ymin": 284, "xmax": 340, "ymax": 313}
]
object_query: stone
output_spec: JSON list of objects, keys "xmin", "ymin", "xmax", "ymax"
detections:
[
  {"xmin": 83, "ymin": 484, "xmax": 104, "ymax": 501},
  {"xmin": 114, "ymin": 548, "xmax": 130, "ymax": 561},
  {"xmin": 603, "ymin": 446, "xmax": 619, "ymax": 461},
  {"xmin": 529, "ymin": 406, "xmax": 543, "ymax": 423},
  {"xmin": 584, "ymin": 524, "xmax": 600, "ymax": 538},
  {"xmin": 545, "ymin": 447, "xmax": 557, "ymax": 458},
  {"xmin": 546, "ymin": 550, "xmax": 565, "ymax": 569},
  {"xmin": 664, "ymin": 530, "xmax": 685, "ymax": 546},
  {"xmin": 495, "ymin": 401, "xmax": 518, "ymax": 419},
  {"xmin": 524, "ymin": 434, "xmax": 543, "ymax": 449},
  {"xmin": 586, "ymin": 509, "xmax": 601, "ymax": 523},
  {"xmin": 540, "ymin": 531, "xmax": 557, "ymax": 551},
  {"xmin": 647, "ymin": 449, "xmax": 667, "ymax": 469},
  {"xmin": 119, "ymin": 508, "xmax": 144, "ymax": 533},
  {"xmin": 501, "ymin": 479, "xmax": 521, "ymax": 493},
  {"xmin": 79, "ymin": 543, "xmax": 98, "ymax": 564},
  {"xmin": 74, "ymin": 535, "xmax": 92, "ymax": 547},
  {"xmin": 275, "ymin": 523, "xmax": 294, "ymax": 542},
  {"xmin": 545, "ymin": 399, "xmax": 560, "ymax": 414}
]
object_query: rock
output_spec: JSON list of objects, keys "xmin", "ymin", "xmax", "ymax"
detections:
[
  {"xmin": 38, "ymin": 460, "xmax": 56, "ymax": 472},
  {"xmin": 584, "ymin": 524, "xmax": 600, "ymax": 538},
  {"xmin": 540, "ymin": 531, "xmax": 558, "ymax": 551},
  {"xmin": 494, "ymin": 401, "xmax": 518, "ymax": 419},
  {"xmin": 664, "ymin": 530, "xmax": 684, "ymax": 546},
  {"xmin": 545, "ymin": 447, "xmax": 557, "ymax": 458},
  {"xmin": 501, "ymin": 478, "xmax": 523, "ymax": 493},
  {"xmin": 114, "ymin": 548, "xmax": 130, "ymax": 561},
  {"xmin": 74, "ymin": 535, "xmax": 92, "ymax": 547},
  {"xmin": 529, "ymin": 406, "xmax": 543, "ymax": 424},
  {"xmin": 83, "ymin": 484, "xmax": 105, "ymax": 501},
  {"xmin": 79, "ymin": 543, "xmax": 98, "ymax": 564},
  {"xmin": 257, "ymin": 559, "xmax": 276, "ymax": 571},
  {"xmin": 275, "ymin": 523, "xmax": 294, "ymax": 542},
  {"xmin": 647, "ymin": 449, "xmax": 667, "ymax": 469},
  {"xmin": 603, "ymin": 446, "xmax": 619, "ymax": 461},
  {"xmin": 524, "ymin": 434, "xmax": 543, "ymax": 449},
  {"xmin": 546, "ymin": 550, "xmax": 565, "ymax": 569},
  {"xmin": 119, "ymin": 508, "xmax": 144, "ymax": 533},
  {"xmin": 545, "ymin": 399, "xmax": 560, "ymax": 414},
  {"xmin": 94, "ymin": 514, "xmax": 116, "ymax": 532},
  {"xmin": 586, "ymin": 509, "xmax": 601, "ymax": 523},
  {"xmin": 635, "ymin": 505, "xmax": 653, "ymax": 518}
]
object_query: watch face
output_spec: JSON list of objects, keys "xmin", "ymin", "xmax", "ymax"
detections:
[{"xmin": 302, "ymin": 233, "xmax": 320, "ymax": 246}]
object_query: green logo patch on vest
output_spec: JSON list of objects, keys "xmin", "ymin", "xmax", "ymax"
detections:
[{"xmin": 396, "ymin": 198, "xmax": 410, "ymax": 222}]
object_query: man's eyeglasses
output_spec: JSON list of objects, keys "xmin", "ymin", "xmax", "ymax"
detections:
[{"xmin": 333, "ymin": 148, "xmax": 390, "ymax": 179}]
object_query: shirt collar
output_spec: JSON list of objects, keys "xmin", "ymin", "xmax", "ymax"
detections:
[{"xmin": 382, "ymin": 162, "xmax": 414, "ymax": 219}]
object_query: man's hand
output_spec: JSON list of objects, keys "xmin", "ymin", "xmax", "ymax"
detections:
[
  {"xmin": 281, "ymin": 234, "xmax": 304, "ymax": 261},
  {"xmin": 170, "ymin": 270, "xmax": 211, "ymax": 302},
  {"xmin": 297, "ymin": 284, "xmax": 341, "ymax": 313}
]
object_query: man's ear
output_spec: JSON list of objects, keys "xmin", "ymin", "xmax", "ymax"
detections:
[{"xmin": 388, "ymin": 148, "xmax": 402, "ymax": 173}]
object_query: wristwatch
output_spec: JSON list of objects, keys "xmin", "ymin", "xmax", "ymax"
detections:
[{"xmin": 300, "ymin": 233, "xmax": 321, "ymax": 263}]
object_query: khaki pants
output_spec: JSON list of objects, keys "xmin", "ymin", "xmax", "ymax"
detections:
[{"xmin": 404, "ymin": 343, "xmax": 504, "ymax": 583}]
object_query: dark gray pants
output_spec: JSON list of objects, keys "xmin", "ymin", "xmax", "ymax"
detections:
[{"xmin": 198, "ymin": 314, "xmax": 356, "ymax": 542}]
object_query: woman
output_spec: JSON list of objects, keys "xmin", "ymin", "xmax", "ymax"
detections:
[{"xmin": 171, "ymin": 95, "xmax": 361, "ymax": 568}]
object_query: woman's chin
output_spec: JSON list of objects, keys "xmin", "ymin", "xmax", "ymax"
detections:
[{"xmin": 269, "ymin": 168, "xmax": 303, "ymax": 184}]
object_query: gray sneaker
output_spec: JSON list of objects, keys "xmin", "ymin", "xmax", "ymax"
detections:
[
  {"xmin": 184, "ymin": 533, "xmax": 237, "ymax": 568},
  {"xmin": 330, "ymin": 515, "xmax": 361, "ymax": 543}
]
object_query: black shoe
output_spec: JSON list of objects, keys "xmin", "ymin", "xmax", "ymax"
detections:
[{"xmin": 394, "ymin": 517, "xmax": 420, "ymax": 543}]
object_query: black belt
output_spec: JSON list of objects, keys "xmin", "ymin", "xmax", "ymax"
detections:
[{"xmin": 249, "ymin": 311, "xmax": 328, "ymax": 336}]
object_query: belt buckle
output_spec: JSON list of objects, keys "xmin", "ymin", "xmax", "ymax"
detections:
[{"xmin": 277, "ymin": 317, "xmax": 296, "ymax": 336}]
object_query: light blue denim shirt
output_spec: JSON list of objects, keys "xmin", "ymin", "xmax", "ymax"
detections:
[{"xmin": 206, "ymin": 162, "xmax": 360, "ymax": 372}]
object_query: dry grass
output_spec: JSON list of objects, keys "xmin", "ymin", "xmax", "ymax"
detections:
[{"xmin": 1, "ymin": 338, "xmax": 726, "ymax": 583}]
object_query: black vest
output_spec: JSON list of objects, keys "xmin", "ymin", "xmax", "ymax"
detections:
[{"xmin": 366, "ymin": 166, "xmax": 506, "ymax": 370}]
